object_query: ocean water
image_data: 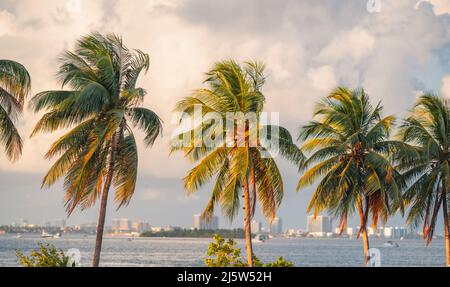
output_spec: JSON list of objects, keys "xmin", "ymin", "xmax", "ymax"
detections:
[{"xmin": 0, "ymin": 235, "xmax": 445, "ymax": 267}]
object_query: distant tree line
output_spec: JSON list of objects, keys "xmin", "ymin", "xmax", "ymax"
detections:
[{"xmin": 140, "ymin": 229, "xmax": 250, "ymax": 239}]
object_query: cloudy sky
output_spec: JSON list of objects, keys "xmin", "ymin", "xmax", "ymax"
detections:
[{"xmin": 0, "ymin": 0, "xmax": 449, "ymax": 231}]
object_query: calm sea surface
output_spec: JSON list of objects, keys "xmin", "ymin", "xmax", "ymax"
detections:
[{"xmin": 0, "ymin": 235, "xmax": 445, "ymax": 267}]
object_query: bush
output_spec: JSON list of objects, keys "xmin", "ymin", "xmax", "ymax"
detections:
[
  {"xmin": 205, "ymin": 234, "xmax": 294, "ymax": 267},
  {"xmin": 16, "ymin": 243, "xmax": 71, "ymax": 267},
  {"xmin": 205, "ymin": 234, "xmax": 246, "ymax": 267}
]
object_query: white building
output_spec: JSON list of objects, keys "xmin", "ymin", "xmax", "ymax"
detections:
[
  {"xmin": 270, "ymin": 217, "xmax": 283, "ymax": 234},
  {"xmin": 112, "ymin": 218, "xmax": 131, "ymax": 233},
  {"xmin": 307, "ymin": 216, "xmax": 332, "ymax": 234},
  {"xmin": 384, "ymin": 227, "xmax": 394, "ymax": 238},
  {"xmin": 347, "ymin": 227, "xmax": 354, "ymax": 236},
  {"xmin": 251, "ymin": 220, "xmax": 262, "ymax": 234},
  {"xmin": 131, "ymin": 221, "xmax": 151, "ymax": 233},
  {"xmin": 193, "ymin": 214, "xmax": 219, "ymax": 230}
]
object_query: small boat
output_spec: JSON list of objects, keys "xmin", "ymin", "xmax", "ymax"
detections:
[
  {"xmin": 41, "ymin": 231, "xmax": 53, "ymax": 238},
  {"xmin": 15, "ymin": 234, "xmax": 22, "ymax": 239},
  {"xmin": 252, "ymin": 234, "xmax": 266, "ymax": 243},
  {"xmin": 383, "ymin": 241, "xmax": 399, "ymax": 248},
  {"xmin": 53, "ymin": 232, "xmax": 61, "ymax": 239}
]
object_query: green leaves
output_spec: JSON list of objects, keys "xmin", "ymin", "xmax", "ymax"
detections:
[
  {"xmin": 0, "ymin": 59, "xmax": 30, "ymax": 161},
  {"xmin": 31, "ymin": 32, "xmax": 161, "ymax": 215},
  {"xmin": 0, "ymin": 60, "xmax": 31, "ymax": 103},
  {"xmin": 205, "ymin": 234, "xmax": 246, "ymax": 267},
  {"xmin": 0, "ymin": 104, "xmax": 23, "ymax": 161},
  {"xmin": 174, "ymin": 60, "xmax": 302, "ymax": 224},
  {"xmin": 397, "ymin": 94, "xmax": 450, "ymax": 244},
  {"xmin": 205, "ymin": 235, "xmax": 294, "ymax": 267},
  {"xmin": 16, "ymin": 243, "xmax": 70, "ymax": 268},
  {"xmin": 298, "ymin": 87, "xmax": 401, "ymax": 231},
  {"xmin": 128, "ymin": 107, "xmax": 162, "ymax": 146}
]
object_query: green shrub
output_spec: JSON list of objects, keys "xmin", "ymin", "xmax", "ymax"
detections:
[
  {"xmin": 205, "ymin": 234, "xmax": 246, "ymax": 267},
  {"xmin": 205, "ymin": 234, "xmax": 294, "ymax": 267},
  {"xmin": 16, "ymin": 243, "xmax": 71, "ymax": 267},
  {"xmin": 260, "ymin": 257, "xmax": 294, "ymax": 267}
]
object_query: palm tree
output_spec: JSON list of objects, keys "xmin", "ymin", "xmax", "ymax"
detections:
[
  {"xmin": 297, "ymin": 87, "xmax": 403, "ymax": 266},
  {"xmin": 30, "ymin": 33, "xmax": 162, "ymax": 267},
  {"xmin": 172, "ymin": 60, "xmax": 303, "ymax": 266},
  {"xmin": 0, "ymin": 60, "xmax": 31, "ymax": 161},
  {"xmin": 396, "ymin": 94, "xmax": 450, "ymax": 266}
]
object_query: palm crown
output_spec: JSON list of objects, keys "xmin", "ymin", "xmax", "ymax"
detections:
[
  {"xmin": 172, "ymin": 60, "xmax": 302, "ymax": 266},
  {"xmin": 397, "ymin": 94, "xmax": 450, "ymax": 245},
  {"xmin": 172, "ymin": 60, "xmax": 302, "ymax": 221},
  {"xmin": 30, "ymin": 33, "xmax": 162, "ymax": 214},
  {"xmin": 0, "ymin": 60, "xmax": 31, "ymax": 161},
  {"xmin": 298, "ymin": 88, "xmax": 404, "ymax": 236}
]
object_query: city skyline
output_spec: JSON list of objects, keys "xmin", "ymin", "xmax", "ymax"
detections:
[
  {"xmin": 3, "ymin": 215, "xmax": 423, "ymax": 238},
  {"xmin": 0, "ymin": 0, "xmax": 449, "ymax": 233}
]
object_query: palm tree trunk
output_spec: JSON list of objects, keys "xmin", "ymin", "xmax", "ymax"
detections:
[
  {"xmin": 243, "ymin": 178, "xmax": 254, "ymax": 267},
  {"xmin": 358, "ymin": 200, "xmax": 370, "ymax": 266},
  {"xmin": 92, "ymin": 135, "xmax": 117, "ymax": 267},
  {"xmin": 442, "ymin": 189, "xmax": 450, "ymax": 267},
  {"xmin": 360, "ymin": 226, "xmax": 370, "ymax": 266}
]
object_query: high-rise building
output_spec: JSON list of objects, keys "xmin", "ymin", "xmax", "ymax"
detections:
[
  {"xmin": 251, "ymin": 220, "xmax": 262, "ymax": 234},
  {"xmin": 193, "ymin": 214, "xmax": 202, "ymax": 230},
  {"xmin": 131, "ymin": 221, "xmax": 151, "ymax": 233},
  {"xmin": 384, "ymin": 227, "xmax": 394, "ymax": 238},
  {"xmin": 269, "ymin": 217, "xmax": 283, "ymax": 234},
  {"xmin": 307, "ymin": 216, "xmax": 332, "ymax": 234},
  {"xmin": 112, "ymin": 219, "xmax": 120, "ymax": 231},
  {"xmin": 112, "ymin": 218, "xmax": 131, "ymax": 232},
  {"xmin": 347, "ymin": 227, "xmax": 354, "ymax": 236},
  {"xmin": 193, "ymin": 214, "xmax": 219, "ymax": 230}
]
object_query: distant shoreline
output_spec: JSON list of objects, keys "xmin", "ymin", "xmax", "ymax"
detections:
[{"xmin": 139, "ymin": 229, "xmax": 249, "ymax": 239}]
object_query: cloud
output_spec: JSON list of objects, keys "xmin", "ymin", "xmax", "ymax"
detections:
[
  {"xmin": 140, "ymin": 189, "xmax": 162, "ymax": 201},
  {"xmin": 307, "ymin": 65, "xmax": 337, "ymax": 92},
  {"xmin": 0, "ymin": 0, "xmax": 449, "ymax": 229},
  {"xmin": 0, "ymin": 10, "xmax": 15, "ymax": 37},
  {"xmin": 318, "ymin": 27, "xmax": 375, "ymax": 62},
  {"xmin": 442, "ymin": 75, "xmax": 450, "ymax": 98},
  {"xmin": 419, "ymin": 0, "xmax": 450, "ymax": 15}
]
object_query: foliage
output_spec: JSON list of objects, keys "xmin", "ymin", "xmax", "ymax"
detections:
[
  {"xmin": 298, "ymin": 87, "xmax": 405, "ymax": 234},
  {"xmin": 16, "ymin": 243, "xmax": 70, "ymax": 267},
  {"xmin": 0, "ymin": 59, "xmax": 31, "ymax": 161},
  {"xmin": 172, "ymin": 59, "xmax": 303, "ymax": 223},
  {"xmin": 205, "ymin": 235, "xmax": 246, "ymax": 267},
  {"xmin": 395, "ymin": 94, "xmax": 450, "ymax": 244},
  {"xmin": 140, "ymin": 228, "xmax": 248, "ymax": 238},
  {"xmin": 257, "ymin": 256, "xmax": 294, "ymax": 267},
  {"xmin": 205, "ymin": 235, "xmax": 294, "ymax": 267},
  {"xmin": 30, "ymin": 32, "xmax": 162, "ymax": 214}
]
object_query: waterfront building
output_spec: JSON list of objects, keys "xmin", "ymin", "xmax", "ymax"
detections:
[
  {"xmin": 131, "ymin": 221, "xmax": 151, "ymax": 233},
  {"xmin": 112, "ymin": 218, "xmax": 131, "ymax": 233},
  {"xmin": 193, "ymin": 214, "xmax": 219, "ymax": 230},
  {"xmin": 270, "ymin": 217, "xmax": 283, "ymax": 234},
  {"xmin": 251, "ymin": 220, "xmax": 262, "ymax": 234},
  {"xmin": 307, "ymin": 216, "xmax": 332, "ymax": 234}
]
